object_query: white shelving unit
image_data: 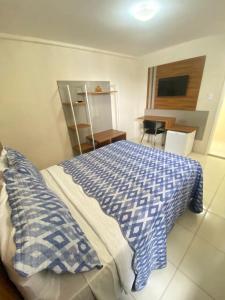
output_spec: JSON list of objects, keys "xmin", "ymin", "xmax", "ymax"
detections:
[
  {"xmin": 66, "ymin": 83, "xmax": 95, "ymax": 154},
  {"xmin": 57, "ymin": 81, "xmax": 118, "ymax": 155}
]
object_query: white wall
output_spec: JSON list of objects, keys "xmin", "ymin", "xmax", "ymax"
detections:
[
  {"xmin": 209, "ymin": 79, "xmax": 225, "ymax": 156},
  {"xmin": 138, "ymin": 35, "xmax": 225, "ymax": 153},
  {"xmin": 1, "ymin": 34, "xmax": 225, "ymax": 169},
  {"xmin": 211, "ymin": 82, "xmax": 225, "ymax": 142},
  {"xmin": 0, "ymin": 37, "xmax": 139, "ymax": 169}
]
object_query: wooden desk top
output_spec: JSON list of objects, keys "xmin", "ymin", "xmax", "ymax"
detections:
[
  {"xmin": 137, "ymin": 115, "xmax": 176, "ymax": 123},
  {"xmin": 137, "ymin": 115, "xmax": 176, "ymax": 130},
  {"xmin": 86, "ymin": 129, "xmax": 126, "ymax": 144},
  {"xmin": 137, "ymin": 115, "xmax": 197, "ymax": 133},
  {"xmin": 167, "ymin": 124, "xmax": 197, "ymax": 133}
]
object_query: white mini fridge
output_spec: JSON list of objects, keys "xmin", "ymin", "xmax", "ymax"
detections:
[{"xmin": 165, "ymin": 130, "xmax": 196, "ymax": 156}]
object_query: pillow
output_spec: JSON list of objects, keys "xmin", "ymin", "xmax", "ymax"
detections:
[
  {"xmin": 0, "ymin": 147, "xmax": 8, "ymax": 172},
  {"xmin": 3, "ymin": 168, "xmax": 102, "ymax": 277},
  {"xmin": 0, "ymin": 147, "xmax": 8, "ymax": 192},
  {"xmin": 6, "ymin": 147, "xmax": 44, "ymax": 183},
  {"xmin": 0, "ymin": 172, "xmax": 3, "ymax": 193}
]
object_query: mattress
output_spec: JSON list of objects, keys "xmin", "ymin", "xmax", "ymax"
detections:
[
  {"xmin": 0, "ymin": 141, "xmax": 203, "ymax": 299},
  {"xmin": 0, "ymin": 165, "xmax": 134, "ymax": 300},
  {"xmin": 60, "ymin": 141, "xmax": 203, "ymax": 290}
]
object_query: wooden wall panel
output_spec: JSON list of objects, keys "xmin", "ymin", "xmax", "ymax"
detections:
[{"xmin": 153, "ymin": 56, "xmax": 206, "ymax": 110}]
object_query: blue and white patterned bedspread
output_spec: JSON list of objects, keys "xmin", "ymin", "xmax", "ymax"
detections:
[{"xmin": 60, "ymin": 141, "xmax": 203, "ymax": 291}]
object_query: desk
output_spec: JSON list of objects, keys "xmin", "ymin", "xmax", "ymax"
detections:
[
  {"xmin": 86, "ymin": 129, "xmax": 126, "ymax": 147},
  {"xmin": 137, "ymin": 115, "xmax": 197, "ymax": 133},
  {"xmin": 137, "ymin": 115, "xmax": 197, "ymax": 155},
  {"xmin": 137, "ymin": 115, "xmax": 176, "ymax": 130}
]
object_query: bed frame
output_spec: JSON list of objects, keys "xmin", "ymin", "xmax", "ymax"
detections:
[
  {"xmin": 0, "ymin": 142, "xmax": 23, "ymax": 299},
  {"xmin": 0, "ymin": 262, "xmax": 23, "ymax": 300}
]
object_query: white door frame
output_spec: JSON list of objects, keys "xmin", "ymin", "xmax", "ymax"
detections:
[{"xmin": 206, "ymin": 76, "xmax": 225, "ymax": 154}]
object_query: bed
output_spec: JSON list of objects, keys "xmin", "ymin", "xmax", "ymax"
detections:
[{"xmin": 0, "ymin": 141, "xmax": 203, "ymax": 300}]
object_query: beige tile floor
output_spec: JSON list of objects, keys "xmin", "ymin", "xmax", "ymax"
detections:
[
  {"xmin": 209, "ymin": 141, "xmax": 225, "ymax": 159},
  {"xmin": 122, "ymin": 139, "xmax": 225, "ymax": 300}
]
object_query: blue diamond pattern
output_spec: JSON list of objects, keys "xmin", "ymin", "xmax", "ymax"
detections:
[
  {"xmin": 4, "ymin": 167, "xmax": 101, "ymax": 277},
  {"xmin": 61, "ymin": 140, "xmax": 203, "ymax": 291}
]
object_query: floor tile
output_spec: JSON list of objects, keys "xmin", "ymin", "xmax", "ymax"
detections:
[
  {"xmin": 120, "ymin": 263, "xmax": 176, "ymax": 300},
  {"xmin": 203, "ymin": 158, "xmax": 225, "ymax": 187},
  {"xmin": 162, "ymin": 271, "xmax": 212, "ymax": 300},
  {"xmin": 197, "ymin": 212, "xmax": 225, "ymax": 252},
  {"xmin": 121, "ymin": 148, "xmax": 225, "ymax": 299},
  {"xmin": 177, "ymin": 209, "xmax": 205, "ymax": 233},
  {"xmin": 203, "ymin": 168, "xmax": 225, "ymax": 209},
  {"xmin": 203, "ymin": 186, "xmax": 216, "ymax": 209},
  {"xmin": 167, "ymin": 224, "xmax": 193, "ymax": 267},
  {"xmin": 134, "ymin": 262, "xmax": 176, "ymax": 300},
  {"xmin": 180, "ymin": 236, "xmax": 225, "ymax": 300},
  {"xmin": 209, "ymin": 178, "xmax": 225, "ymax": 219},
  {"xmin": 209, "ymin": 141, "xmax": 225, "ymax": 159},
  {"xmin": 188, "ymin": 153, "xmax": 207, "ymax": 169}
]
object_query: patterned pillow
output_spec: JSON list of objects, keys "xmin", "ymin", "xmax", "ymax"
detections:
[
  {"xmin": 6, "ymin": 147, "xmax": 44, "ymax": 183},
  {"xmin": 3, "ymin": 168, "xmax": 102, "ymax": 277},
  {"xmin": 0, "ymin": 172, "xmax": 3, "ymax": 192},
  {"xmin": 0, "ymin": 147, "xmax": 8, "ymax": 172}
]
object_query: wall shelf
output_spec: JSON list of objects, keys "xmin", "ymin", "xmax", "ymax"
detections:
[
  {"xmin": 62, "ymin": 101, "xmax": 86, "ymax": 106},
  {"xmin": 77, "ymin": 91, "xmax": 117, "ymax": 96},
  {"xmin": 57, "ymin": 81, "xmax": 118, "ymax": 155},
  {"xmin": 68, "ymin": 123, "xmax": 90, "ymax": 130},
  {"xmin": 73, "ymin": 143, "xmax": 93, "ymax": 153},
  {"xmin": 86, "ymin": 129, "xmax": 126, "ymax": 145}
]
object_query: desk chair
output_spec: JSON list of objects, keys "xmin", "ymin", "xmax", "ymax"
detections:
[{"xmin": 140, "ymin": 120, "xmax": 166, "ymax": 146}]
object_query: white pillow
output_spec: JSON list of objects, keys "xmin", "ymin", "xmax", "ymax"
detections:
[{"xmin": 0, "ymin": 148, "xmax": 8, "ymax": 172}]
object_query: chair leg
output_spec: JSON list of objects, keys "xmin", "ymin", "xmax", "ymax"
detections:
[
  {"xmin": 154, "ymin": 134, "xmax": 156, "ymax": 147},
  {"xmin": 147, "ymin": 134, "xmax": 150, "ymax": 143},
  {"xmin": 140, "ymin": 132, "xmax": 145, "ymax": 143}
]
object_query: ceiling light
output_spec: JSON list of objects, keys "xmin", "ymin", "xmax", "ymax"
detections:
[{"xmin": 131, "ymin": 1, "xmax": 160, "ymax": 21}]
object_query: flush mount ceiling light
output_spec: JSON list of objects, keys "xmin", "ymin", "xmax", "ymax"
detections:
[{"xmin": 131, "ymin": 1, "xmax": 160, "ymax": 21}]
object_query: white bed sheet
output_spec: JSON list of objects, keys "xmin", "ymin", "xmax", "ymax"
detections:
[{"xmin": 0, "ymin": 165, "xmax": 135, "ymax": 300}]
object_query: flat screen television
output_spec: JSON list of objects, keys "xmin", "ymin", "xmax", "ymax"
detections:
[{"xmin": 157, "ymin": 75, "xmax": 189, "ymax": 97}]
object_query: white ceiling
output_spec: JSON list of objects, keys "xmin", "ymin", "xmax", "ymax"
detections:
[{"xmin": 0, "ymin": 0, "xmax": 225, "ymax": 56}]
